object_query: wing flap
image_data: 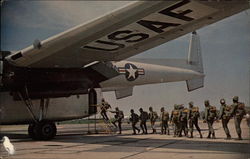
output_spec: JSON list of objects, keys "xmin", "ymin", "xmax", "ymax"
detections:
[{"xmin": 115, "ymin": 87, "xmax": 134, "ymax": 99}]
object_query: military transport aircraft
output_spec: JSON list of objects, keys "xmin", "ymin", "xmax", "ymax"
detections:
[{"xmin": 0, "ymin": 1, "xmax": 249, "ymax": 140}]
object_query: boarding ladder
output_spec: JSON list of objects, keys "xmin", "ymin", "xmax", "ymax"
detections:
[
  {"xmin": 101, "ymin": 117, "xmax": 117, "ymax": 134},
  {"xmin": 87, "ymin": 104, "xmax": 117, "ymax": 134},
  {"xmin": 97, "ymin": 104, "xmax": 117, "ymax": 134}
]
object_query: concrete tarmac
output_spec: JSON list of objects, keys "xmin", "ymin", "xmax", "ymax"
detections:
[{"xmin": 0, "ymin": 120, "xmax": 249, "ymax": 159}]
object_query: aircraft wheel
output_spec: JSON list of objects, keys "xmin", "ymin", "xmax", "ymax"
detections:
[
  {"xmin": 29, "ymin": 122, "xmax": 57, "ymax": 140},
  {"xmin": 28, "ymin": 124, "xmax": 35, "ymax": 138},
  {"xmin": 40, "ymin": 122, "xmax": 57, "ymax": 140}
]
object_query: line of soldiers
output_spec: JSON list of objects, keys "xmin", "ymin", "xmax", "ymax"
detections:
[{"xmin": 101, "ymin": 96, "xmax": 246, "ymax": 140}]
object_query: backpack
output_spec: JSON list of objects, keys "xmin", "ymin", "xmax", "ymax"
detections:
[
  {"xmin": 192, "ymin": 107, "xmax": 199, "ymax": 113},
  {"xmin": 153, "ymin": 111, "xmax": 158, "ymax": 120},
  {"xmin": 208, "ymin": 106, "xmax": 217, "ymax": 119},
  {"xmin": 225, "ymin": 105, "xmax": 231, "ymax": 111},
  {"xmin": 119, "ymin": 111, "xmax": 124, "ymax": 119},
  {"xmin": 134, "ymin": 114, "xmax": 139, "ymax": 123},
  {"xmin": 238, "ymin": 103, "xmax": 245, "ymax": 110},
  {"xmin": 210, "ymin": 106, "xmax": 217, "ymax": 113},
  {"xmin": 172, "ymin": 110, "xmax": 179, "ymax": 121}
]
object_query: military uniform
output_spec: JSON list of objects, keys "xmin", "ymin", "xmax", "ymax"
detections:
[
  {"xmin": 149, "ymin": 107, "xmax": 158, "ymax": 134},
  {"xmin": 100, "ymin": 99, "xmax": 111, "ymax": 121},
  {"xmin": 179, "ymin": 107, "xmax": 189, "ymax": 137},
  {"xmin": 139, "ymin": 108, "xmax": 149, "ymax": 134},
  {"xmin": 204, "ymin": 100, "xmax": 217, "ymax": 139},
  {"xmin": 111, "ymin": 108, "xmax": 124, "ymax": 134},
  {"xmin": 246, "ymin": 113, "xmax": 250, "ymax": 128},
  {"xmin": 129, "ymin": 109, "xmax": 140, "ymax": 135},
  {"xmin": 231, "ymin": 96, "xmax": 246, "ymax": 140},
  {"xmin": 170, "ymin": 105, "xmax": 181, "ymax": 137},
  {"xmin": 218, "ymin": 99, "xmax": 232, "ymax": 139},
  {"xmin": 188, "ymin": 102, "xmax": 202, "ymax": 138},
  {"xmin": 160, "ymin": 107, "xmax": 170, "ymax": 135}
]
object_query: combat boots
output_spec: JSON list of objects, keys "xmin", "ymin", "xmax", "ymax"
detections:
[
  {"xmin": 189, "ymin": 132, "xmax": 193, "ymax": 138},
  {"xmin": 212, "ymin": 133, "xmax": 216, "ymax": 139},
  {"xmin": 153, "ymin": 129, "xmax": 157, "ymax": 134},
  {"xmin": 199, "ymin": 132, "xmax": 203, "ymax": 138},
  {"xmin": 236, "ymin": 134, "xmax": 242, "ymax": 140},
  {"xmin": 207, "ymin": 132, "xmax": 211, "ymax": 139},
  {"xmin": 151, "ymin": 130, "xmax": 155, "ymax": 134},
  {"xmin": 226, "ymin": 134, "xmax": 231, "ymax": 140}
]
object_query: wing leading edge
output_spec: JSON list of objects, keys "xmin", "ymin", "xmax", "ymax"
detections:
[{"xmin": 6, "ymin": 0, "xmax": 249, "ymax": 68}]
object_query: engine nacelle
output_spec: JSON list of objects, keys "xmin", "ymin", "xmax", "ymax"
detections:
[{"xmin": 0, "ymin": 51, "xmax": 11, "ymax": 91}]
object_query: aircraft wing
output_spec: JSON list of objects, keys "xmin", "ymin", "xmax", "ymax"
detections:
[{"xmin": 6, "ymin": 0, "xmax": 249, "ymax": 68}]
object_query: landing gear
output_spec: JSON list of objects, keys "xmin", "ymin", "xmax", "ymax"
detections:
[
  {"xmin": 28, "ymin": 122, "xmax": 57, "ymax": 140},
  {"xmin": 17, "ymin": 86, "xmax": 55, "ymax": 140}
]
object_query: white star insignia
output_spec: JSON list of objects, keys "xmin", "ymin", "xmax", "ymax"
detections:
[{"xmin": 126, "ymin": 65, "xmax": 137, "ymax": 79}]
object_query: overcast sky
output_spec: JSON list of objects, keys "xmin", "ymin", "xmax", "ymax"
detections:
[{"xmin": 1, "ymin": 1, "xmax": 249, "ymax": 115}]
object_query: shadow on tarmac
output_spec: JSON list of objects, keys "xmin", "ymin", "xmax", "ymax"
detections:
[{"xmin": 1, "ymin": 131, "xmax": 249, "ymax": 155}]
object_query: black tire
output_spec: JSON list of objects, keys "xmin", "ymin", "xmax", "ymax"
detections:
[
  {"xmin": 40, "ymin": 122, "xmax": 57, "ymax": 140},
  {"xmin": 29, "ymin": 122, "xmax": 57, "ymax": 140},
  {"xmin": 28, "ymin": 124, "xmax": 35, "ymax": 138}
]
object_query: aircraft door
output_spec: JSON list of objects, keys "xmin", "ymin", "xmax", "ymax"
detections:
[
  {"xmin": 88, "ymin": 88, "xmax": 97, "ymax": 115},
  {"xmin": 0, "ymin": 52, "xmax": 3, "ymax": 87}
]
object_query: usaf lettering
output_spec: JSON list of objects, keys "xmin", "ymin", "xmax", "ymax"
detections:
[{"xmin": 83, "ymin": 0, "xmax": 194, "ymax": 52}]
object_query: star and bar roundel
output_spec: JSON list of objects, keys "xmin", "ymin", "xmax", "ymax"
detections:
[{"xmin": 118, "ymin": 63, "xmax": 145, "ymax": 81}]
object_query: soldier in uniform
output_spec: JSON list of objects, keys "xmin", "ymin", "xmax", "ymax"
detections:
[
  {"xmin": 149, "ymin": 107, "xmax": 158, "ymax": 134},
  {"xmin": 170, "ymin": 105, "xmax": 181, "ymax": 137},
  {"xmin": 160, "ymin": 107, "xmax": 170, "ymax": 135},
  {"xmin": 139, "ymin": 108, "xmax": 149, "ymax": 134},
  {"xmin": 204, "ymin": 100, "xmax": 217, "ymax": 139},
  {"xmin": 129, "ymin": 109, "xmax": 140, "ymax": 135},
  {"xmin": 218, "ymin": 99, "xmax": 232, "ymax": 139},
  {"xmin": 246, "ymin": 113, "xmax": 250, "ymax": 128},
  {"xmin": 188, "ymin": 102, "xmax": 202, "ymax": 138},
  {"xmin": 100, "ymin": 98, "xmax": 111, "ymax": 121},
  {"xmin": 231, "ymin": 96, "xmax": 246, "ymax": 140},
  {"xmin": 110, "ymin": 107, "xmax": 124, "ymax": 134},
  {"xmin": 179, "ymin": 105, "xmax": 189, "ymax": 137}
]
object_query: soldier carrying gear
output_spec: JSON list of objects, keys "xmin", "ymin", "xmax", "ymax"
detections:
[
  {"xmin": 160, "ymin": 107, "xmax": 170, "ymax": 135},
  {"xmin": 188, "ymin": 102, "xmax": 202, "ymax": 138},
  {"xmin": 110, "ymin": 107, "xmax": 124, "ymax": 134},
  {"xmin": 204, "ymin": 100, "xmax": 217, "ymax": 139},
  {"xmin": 139, "ymin": 108, "xmax": 149, "ymax": 134},
  {"xmin": 218, "ymin": 99, "xmax": 232, "ymax": 139},
  {"xmin": 231, "ymin": 96, "xmax": 246, "ymax": 140},
  {"xmin": 170, "ymin": 105, "xmax": 181, "ymax": 137},
  {"xmin": 129, "ymin": 109, "xmax": 140, "ymax": 135},
  {"xmin": 179, "ymin": 106, "xmax": 189, "ymax": 137},
  {"xmin": 149, "ymin": 107, "xmax": 158, "ymax": 134},
  {"xmin": 100, "ymin": 98, "xmax": 111, "ymax": 121}
]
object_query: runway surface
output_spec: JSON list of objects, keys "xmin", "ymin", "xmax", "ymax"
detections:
[{"xmin": 0, "ymin": 120, "xmax": 249, "ymax": 159}]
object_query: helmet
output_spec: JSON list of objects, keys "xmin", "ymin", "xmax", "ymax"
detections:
[
  {"xmin": 220, "ymin": 99, "xmax": 225, "ymax": 104},
  {"xmin": 174, "ymin": 104, "xmax": 178, "ymax": 110},
  {"xmin": 160, "ymin": 107, "xmax": 164, "ymax": 112},
  {"xmin": 233, "ymin": 96, "xmax": 239, "ymax": 102},
  {"xmin": 204, "ymin": 100, "xmax": 209, "ymax": 106},
  {"xmin": 178, "ymin": 104, "xmax": 184, "ymax": 109},
  {"xmin": 189, "ymin": 102, "xmax": 194, "ymax": 107}
]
